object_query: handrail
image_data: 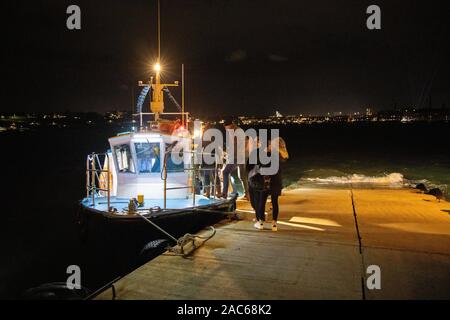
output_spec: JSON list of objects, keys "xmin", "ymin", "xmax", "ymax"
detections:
[
  {"xmin": 161, "ymin": 148, "xmax": 220, "ymax": 209},
  {"xmin": 86, "ymin": 148, "xmax": 219, "ymax": 211},
  {"xmin": 86, "ymin": 152, "xmax": 112, "ymax": 211},
  {"xmin": 132, "ymin": 112, "xmax": 190, "ymax": 129}
]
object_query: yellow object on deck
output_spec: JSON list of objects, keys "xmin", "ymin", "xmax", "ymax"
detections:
[{"xmin": 137, "ymin": 195, "xmax": 144, "ymax": 206}]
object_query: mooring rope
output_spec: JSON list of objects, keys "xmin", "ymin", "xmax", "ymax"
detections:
[
  {"xmin": 137, "ymin": 213, "xmax": 217, "ymax": 257},
  {"xmin": 137, "ymin": 213, "xmax": 179, "ymax": 243}
]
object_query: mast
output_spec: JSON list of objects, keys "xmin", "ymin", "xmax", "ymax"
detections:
[
  {"xmin": 182, "ymin": 64, "xmax": 185, "ymax": 126},
  {"xmin": 157, "ymin": 0, "xmax": 161, "ymax": 63},
  {"xmin": 151, "ymin": 0, "xmax": 164, "ymax": 121},
  {"xmin": 139, "ymin": 0, "xmax": 178, "ymax": 122}
]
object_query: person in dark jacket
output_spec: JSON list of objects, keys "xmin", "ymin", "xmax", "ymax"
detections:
[
  {"xmin": 247, "ymin": 148, "xmax": 267, "ymax": 230},
  {"xmin": 267, "ymin": 166, "xmax": 282, "ymax": 231},
  {"xmin": 201, "ymin": 124, "xmax": 221, "ymax": 198},
  {"xmin": 247, "ymin": 137, "xmax": 288, "ymax": 231},
  {"xmin": 221, "ymin": 121, "xmax": 239, "ymax": 198},
  {"xmin": 267, "ymin": 137, "xmax": 288, "ymax": 231}
]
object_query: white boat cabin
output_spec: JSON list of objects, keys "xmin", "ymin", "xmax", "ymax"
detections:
[{"xmin": 107, "ymin": 131, "xmax": 192, "ymax": 200}]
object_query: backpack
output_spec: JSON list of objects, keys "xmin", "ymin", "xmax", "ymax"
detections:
[{"xmin": 248, "ymin": 165, "xmax": 270, "ymax": 192}]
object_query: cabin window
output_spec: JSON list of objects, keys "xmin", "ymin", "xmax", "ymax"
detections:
[
  {"xmin": 114, "ymin": 144, "xmax": 135, "ymax": 173},
  {"xmin": 165, "ymin": 143, "xmax": 185, "ymax": 172},
  {"xmin": 134, "ymin": 142, "xmax": 161, "ymax": 173}
]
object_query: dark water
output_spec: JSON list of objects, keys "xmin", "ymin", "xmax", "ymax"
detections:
[
  {"xmin": 0, "ymin": 126, "xmax": 117, "ymax": 299},
  {"xmin": 0, "ymin": 122, "xmax": 449, "ymax": 299},
  {"xmin": 271, "ymin": 122, "xmax": 450, "ymax": 196}
]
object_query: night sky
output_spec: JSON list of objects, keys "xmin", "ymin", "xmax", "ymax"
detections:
[{"xmin": 2, "ymin": 0, "xmax": 449, "ymax": 117}]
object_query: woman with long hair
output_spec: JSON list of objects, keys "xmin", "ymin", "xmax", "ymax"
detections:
[
  {"xmin": 267, "ymin": 137, "xmax": 289, "ymax": 231},
  {"xmin": 247, "ymin": 137, "xmax": 288, "ymax": 231}
]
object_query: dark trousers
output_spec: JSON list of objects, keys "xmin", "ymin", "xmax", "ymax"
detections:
[
  {"xmin": 222, "ymin": 164, "xmax": 237, "ymax": 197},
  {"xmin": 249, "ymin": 186, "xmax": 268, "ymax": 222},
  {"xmin": 249, "ymin": 189, "xmax": 280, "ymax": 222},
  {"xmin": 238, "ymin": 164, "xmax": 249, "ymax": 197},
  {"xmin": 271, "ymin": 195, "xmax": 279, "ymax": 221},
  {"xmin": 204, "ymin": 168, "xmax": 221, "ymax": 196}
]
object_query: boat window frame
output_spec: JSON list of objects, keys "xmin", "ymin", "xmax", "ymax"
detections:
[
  {"xmin": 164, "ymin": 142, "xmax": 186, "ymax": 173},
  {"xmin": 133, "ymin": 140, "xmax": 162, "ymax": 175},
  {"xmin": 112, "ymin": 143, "xmax": 136, "ymax": 174}
]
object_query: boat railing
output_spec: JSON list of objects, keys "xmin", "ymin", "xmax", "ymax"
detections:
[
  {"xmin": 85, "ymin": 150, "xmax": 221, "ymax": 211},
  {"xmin": 132, "ymin": 112, "xmax": 190, "ymax": 129},
  {"xmin": 86, "ymin": 152, "xmax": 112, "ymax": 211},
  {"xmin": 162, "ymin": 150, "xmax": 220, "ymax": 209}
]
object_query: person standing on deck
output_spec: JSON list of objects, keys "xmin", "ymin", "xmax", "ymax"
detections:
[
  {"xmin": 238, "ymin": 136, "xmax": 251, "ymax": 200},
  {"xmin": 221, "ymin": 120, "xmax": 241, "ymax": 198},
  {"xmin": 247, "ymin": 144, "xmax": 268, "ymax": 230},
  {"xmin": 201, "ymin": 124, "xmax": 222, "ymax": 198},
  {"xmin": 266, "ymin": 137, "xmax": 289, "ymax": 231},
  {"xmin": 247, "ymin": 137, "xmax": 288, "ymax": 231}
]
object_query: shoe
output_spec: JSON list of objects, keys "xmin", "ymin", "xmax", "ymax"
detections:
[
  {"xmin": 254, "ymin": 221, "xmax": 264, "ymax": 230},
  {"xmin": 272, "ymin": 221, "xmax": 278, "ymax": 232}
]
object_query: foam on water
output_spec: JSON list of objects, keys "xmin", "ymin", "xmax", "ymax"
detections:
[
  {"xmin": 285, "ymin": 171, "xmax": 448, "ymax": 200},
  {"xmin": 287, "ymin": 172, "xmax": 405, "ymax": 189}
]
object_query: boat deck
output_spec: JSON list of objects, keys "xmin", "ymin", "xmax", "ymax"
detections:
[
  {"xmin": 82, "ymin": 195, "xmax": 225, "ymax": 213},
  {"xmin": 96, "ymin": 188, "xmax": 450, "ymax": 299}
]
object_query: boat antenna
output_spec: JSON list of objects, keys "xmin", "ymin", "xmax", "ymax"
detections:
[
  {"xmin": 157, "ymin": 0, "xmax": 161, "ymax": 63},
  {"xmin": 182, "ymin": 63, "xmax": 185, "ymax": 126},
  {"xmin": 153, "ymin": 0, "xmax": 163, "ymax": 121},
  {"xmin": 138, "ymin": 0, "xmax": 179, "ymax": 123}
]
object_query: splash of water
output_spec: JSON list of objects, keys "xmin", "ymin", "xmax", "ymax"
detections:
[
  {"xmin": 306, "ymin": 172, "xmax": 404, "ymax": 185},
  {"xmin": 287, "ymin": 172, "xmax": 405, "ymax": 189}
]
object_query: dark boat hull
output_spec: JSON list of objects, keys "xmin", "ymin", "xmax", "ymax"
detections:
[{"xmin": 76, "ymin": 197, "xmax": 236, "ymax": 290}]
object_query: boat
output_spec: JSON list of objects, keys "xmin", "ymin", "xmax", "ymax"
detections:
[{"xmin": 77, "ymin": 1, "xmax": 237, "ymax": 259}]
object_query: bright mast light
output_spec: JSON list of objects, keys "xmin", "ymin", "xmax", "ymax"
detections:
[{"xmin": 154, "ymin": 63, "xmax": 161, "ymax": 72}]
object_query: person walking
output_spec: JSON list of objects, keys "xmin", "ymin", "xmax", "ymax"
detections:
[
  {"xmin": 221, "ymin": 120, "xmax": 240, "ymax": 198},
  {"xmin": 247, "ymin": 145, "xmax": 269, "ymax": 230},
  {"xmin": 237, "ymin": 136, "xmax": 251, "ymax": 200},
  {"xmin": 221, "ymin": 153, "xmax": 237, "ymax": 199},
  {"xmin": 267, "ymin": 137, "xmax": 289, "ymax": 231},
  {"xmin": 247, "ymin": 137, "xmax": 289, "ymax": 231},
  {"xmin": 201, "ymin": 124, "xmax": 222, "ymax": 198},
  {"xmin": 202, "ymin": 148, "xmax": 221, "ymax": 198}
]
